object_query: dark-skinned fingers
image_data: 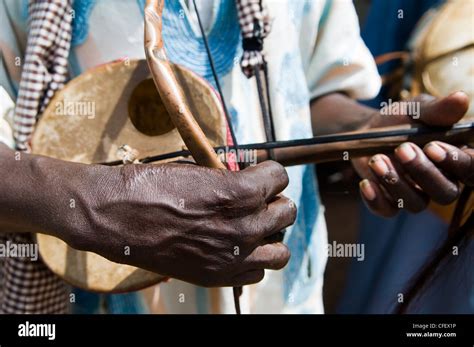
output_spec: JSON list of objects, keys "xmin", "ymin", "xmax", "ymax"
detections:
[
  {"xmin": 251, "ymin": 195, "xmax": 297, "ymax": 241},
  {"xmin": 416, "ymin": 91, "xmax": 469, "ymax": 126},
  {"xmin": 240, "ymin": 161, "xmax": 289, "ymax": 202},
  {"xmin": 359, "ymin": 179, "xmax": 398, "ymax": 217},
  {"xmin": 242, "ymin": 242, "xmax": 290, "ymax": 270},
  {"xmin": 368, "ymin": 154, "xmax": 428, "ymax": 213},
  {"xmin": 230, "ymin": 269, "xmax": 265, "ymax": 286},
  {"xmin": 424, "ymin": 142, "xmax": 474, "ymax": 187},
  {"xmin": 394, "ymin": 142, "xmax": 460, "ymax": 204}
]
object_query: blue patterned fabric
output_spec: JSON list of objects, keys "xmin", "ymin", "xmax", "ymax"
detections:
[
  {"xmin": 277, "ymin": 53, "xmax": 310, "ymax": 117},
  {"xmin": 284, "ymin": 165, "xmax": 320, "ymax": 305},
  {"xmin": 71, "ymin": 0, "xmax": 97, "ymax": 46},
  {"xmin": 71, "ymin": 288, "xmax": 149, "ymax": 314},
  {"xmin": 138, "ymin": 0, "xmax": 241, "ymax": 87},
  {"xmin": 162, "ymin": 0, "xmax": 241, "ymax": 86}
]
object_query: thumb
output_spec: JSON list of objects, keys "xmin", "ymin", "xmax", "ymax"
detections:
[{"xmin": 417, "ymin": 91, "xmax": 469, "ymax": 126}]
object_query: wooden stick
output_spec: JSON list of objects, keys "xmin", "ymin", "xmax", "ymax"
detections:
[
  {"xmin": 144, "ymin": 0, "xmax": 225, "ymax": 169},
  {"xmin": 254, "ymin": 124, "xmax": 474, "ymax": 166}
]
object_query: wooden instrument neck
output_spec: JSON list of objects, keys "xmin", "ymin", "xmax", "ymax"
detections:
[{"xmin": 144, "ymin": 0, "xmax": 225, "ymax": 169}]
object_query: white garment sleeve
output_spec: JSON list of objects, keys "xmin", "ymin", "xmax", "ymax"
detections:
[
  {"xmin": 301, "ymin": 0, "xmax": 381, "ymax": 101},
  {"xmin": 0, "ymin": 0, "xmax": 28, "ymax": 149},
  {"xmin": 0, "ymin": 87, "xmax": 14, "ymax": 149}
]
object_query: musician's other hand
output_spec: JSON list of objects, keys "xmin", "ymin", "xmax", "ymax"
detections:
[
  {"xmin": 68, "ymin": 160, "xmax": 295, "ymax": 287},
  {"xmin": 356, "ymin": 91, "xmax": 472, "ymax": 217},
  {"xmin": 424, "ymin": 142, "xmax": 474, "ymax": 187},
  {"xmin": 359, "ymin": 143, "xmax": 473, "ymax": 217}
]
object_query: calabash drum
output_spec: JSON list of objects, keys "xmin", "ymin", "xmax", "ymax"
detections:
[
  {"xmin": 409, "ymin": 0, "xmax": 474, "ymax": 119},
  {"xmin": 31, "ymin": 59, "xmax": 227, "ymax": 292}
]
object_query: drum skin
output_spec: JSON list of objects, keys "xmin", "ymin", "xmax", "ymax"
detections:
[
  {"xmin": 411, "ymin": 0, "xmax": 474, "ymax": 119},
  {"xmin": 31, "ymin": 59, "xmax": 227, "ymax": 293}
]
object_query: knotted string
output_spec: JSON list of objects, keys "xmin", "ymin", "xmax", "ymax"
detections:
[{"xmin": 236, "ymin": 0, "xmax": 271, "ymax": 78}]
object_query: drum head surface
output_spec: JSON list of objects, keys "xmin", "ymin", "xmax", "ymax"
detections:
[
  {"xmin": 415, "ymin": 1, "xmax": 474, "ymax": 118},
  {"xmin": 32, "ymin": 59, "xmax": 226, "ymax": 292}
]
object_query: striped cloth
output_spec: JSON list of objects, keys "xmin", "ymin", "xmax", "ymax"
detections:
[
  {"xmin": 1, "ymin": 0, "xmax": 73, "ymax": 314},
  {"xmin": 0, "ymin": 233, "xmax": 69, "ymax": 313},
  {"xmin": 236, "ymin": 0, "xmax": 271, "ymax": 78},
  {"xmin": 13, "ymin": 0, "xmax": 73, "ymax": 151}
]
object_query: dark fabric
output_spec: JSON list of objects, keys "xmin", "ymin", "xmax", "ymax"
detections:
[{"xmin": 360, "ymin": 0, "xmax": 443, "ymax": 108}]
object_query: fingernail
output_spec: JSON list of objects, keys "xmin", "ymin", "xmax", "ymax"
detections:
[
  {"xmin": 451, "ymin": 91, "xmax": 468, "ymax": 98},
  {"xmin": 359, "ymin": 179, "xmax": 376, "ymax": 201},
  {"xmin": 395, "ymin": 143, "xmax": 416, "ymax": 163},
  {"xmin": 369, "ymin": 156, "xmax": 389, "ymax": 176},
  {"xmin": 424, "ymin": 142, "xmax": 447, "ymax": 162}
]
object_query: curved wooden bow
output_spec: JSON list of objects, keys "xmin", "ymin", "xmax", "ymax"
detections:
[
  {"xmin": 144, "ymin": 0, "xmax": 240, "ymax": 314},
  {"xmin": 144, "ymin": 0, "xmax": 226, "ymax": 170}
]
